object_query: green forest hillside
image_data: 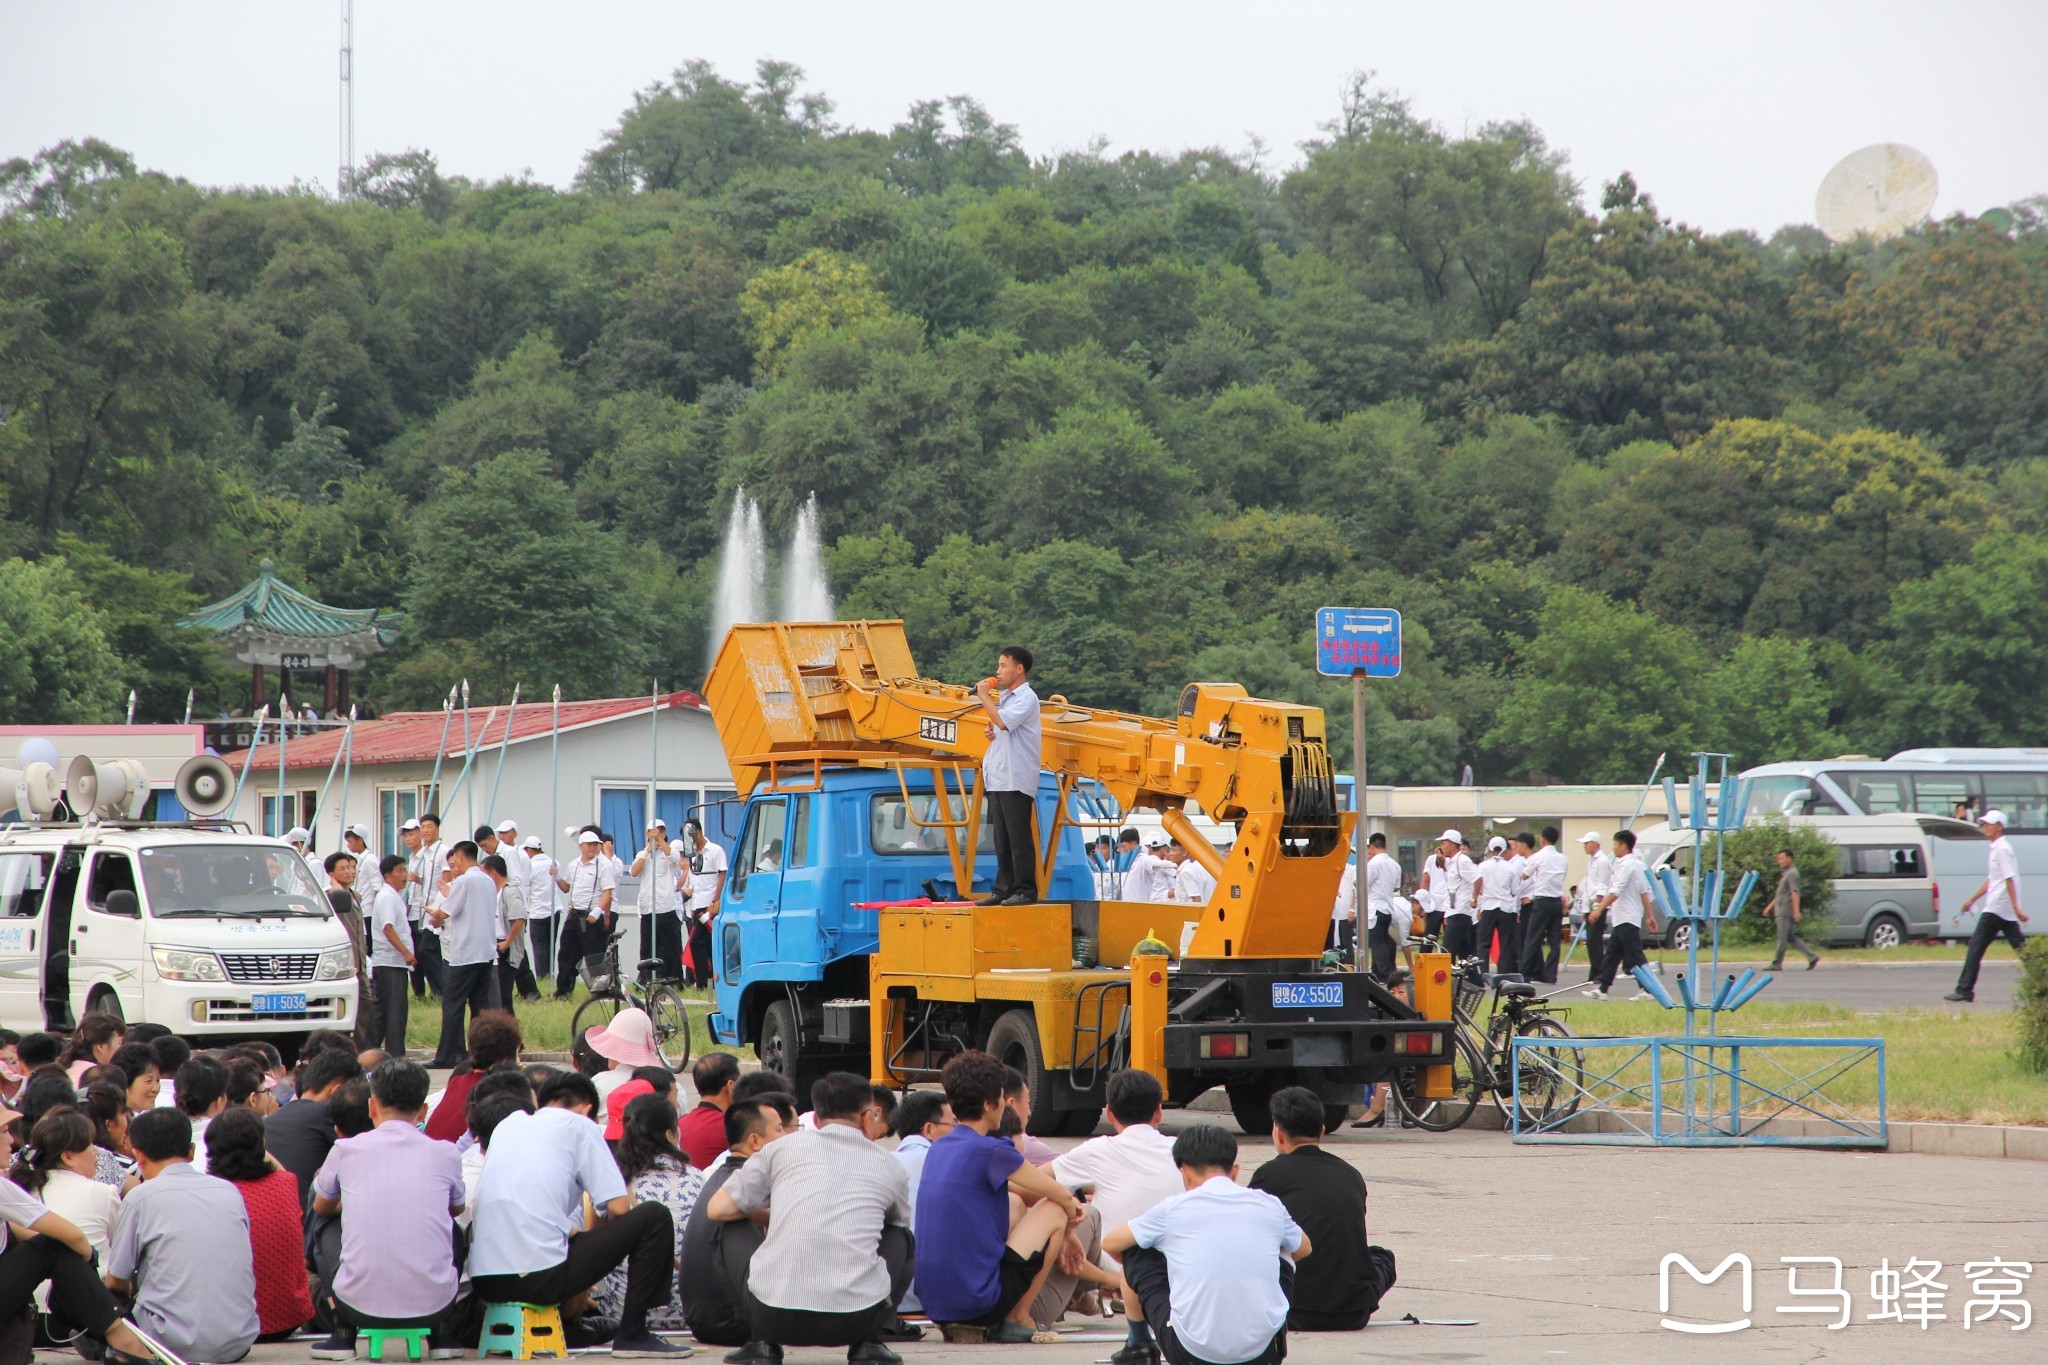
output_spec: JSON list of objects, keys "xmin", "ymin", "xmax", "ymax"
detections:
[{"xmin": 5, "ymin": 63, "xmax": 2047, "ymax": 782}]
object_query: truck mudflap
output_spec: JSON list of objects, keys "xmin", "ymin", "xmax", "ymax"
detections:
[{"xmin": 1159, "ymin": 961, "xmax": 1454, "ymax": 1082}]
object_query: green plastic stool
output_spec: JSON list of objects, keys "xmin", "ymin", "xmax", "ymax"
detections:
[
  {"xmin": 359, "ymin": 1326, "xmax": 432, "ymax": 1362},
  {"xmin": 479, "ymin": 1302, "xmax": 566, "ymax": 1360}
]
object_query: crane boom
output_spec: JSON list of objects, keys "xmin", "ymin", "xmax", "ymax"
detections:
[{"xmin": 705, "ymin": 620, "xmax": 1352, "ymax": 960}]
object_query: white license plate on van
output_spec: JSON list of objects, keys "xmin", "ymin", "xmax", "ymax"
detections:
[{"xmin": 252, "ymin": 992, "xmax": 308, "ymax": 1014}]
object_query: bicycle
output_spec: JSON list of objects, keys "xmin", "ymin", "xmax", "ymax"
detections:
[
  {"xmin": 1394, "ymin": 955, "xmax": 1586, "ymax": 1133},
  {"xmin": 568, "ymin": 928, "xmax": 694, "ymax": 1072}
]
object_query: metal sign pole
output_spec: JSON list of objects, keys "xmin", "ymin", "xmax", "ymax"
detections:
[
  {"xmin": 1352, "ymin": 673, "xmax": 1366, "ymax": 972},
  {"xmin": 277, "ymin": 693, "xmax": 289, "ymax": 838},
  {"xmin": 485, "ymin": 683, "xmax": 521, "ymax": 825}
]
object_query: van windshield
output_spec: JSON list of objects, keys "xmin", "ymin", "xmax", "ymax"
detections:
[{"xmin": 136, "ymin": 845, "xmax": 332, "ymax": 918}]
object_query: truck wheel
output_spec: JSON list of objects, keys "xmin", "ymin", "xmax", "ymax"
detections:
[
  {"xmin": 985, "ymin": 1008, "xmax": 1067, "ymax": 1139},
  {"xmin": 758, "ymin": 1000, "xmax": 821, "ymax": 1109},
  {"xmin": 1226, "ymin": 1074, "xmax": 1284, "ymax": 1137}
]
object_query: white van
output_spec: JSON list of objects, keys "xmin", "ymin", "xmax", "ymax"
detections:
[
  {"xmin": 0, "ymin": 824, "xmax": 358, "ymax": 1044},
  {"xmin": 1629, "ymin": 814, "xmax": 1985, "ymax": 949}
]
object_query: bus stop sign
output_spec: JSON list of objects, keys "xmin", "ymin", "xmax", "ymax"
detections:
[{"xmin": 1316, "ymin": 607, "xmax": 1402, "ymax": 678}]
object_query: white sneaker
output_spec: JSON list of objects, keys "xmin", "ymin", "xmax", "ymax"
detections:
[{"xmin": 1581, "ymin": 986, "xmax": 1606, "ymax": 999}]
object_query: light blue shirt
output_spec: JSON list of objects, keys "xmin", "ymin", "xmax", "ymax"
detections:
[
  {"xmin": 106, "ymin": 1162, "xmax": 260, "ymax": 1364},
  {"xmin": 892, "ymin": 1132, "xmax": 934, "ymax": 1314},
  {"xmin": 438, "ymin": 865, "xmax": 499, "ymax": 966},
  {"xmin": 468, "ymin": 1107, "xmax": 627, "ymax": 1276},
  {"xmin": 979, "ymin": 681, "xmax": 1041, "ymax": 795},
  {"xmin": 1128, "ymin": 1175, "xmax": 1302, "ymax": 1364}
]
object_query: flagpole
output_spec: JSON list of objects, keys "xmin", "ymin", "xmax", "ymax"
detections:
[
  {"xmin": 336, "ymin": 706, "xmax": 358, "ymax": 848},
  {"xmin": 485, "ymin": 683, "xmax": 521, "ymax": 825},
  {"xmin": 277, "ymin": 693, "xmax": 289, "ymax": 838},
  {"xmin": 549, "ymin": 684, "xmax": 561, "ymax": 853},
  {"xmin": 426, "ymin": 687, "xmax": 456, "ymax": 814},
  {"xmin": 460, "ymin": 681, "xmax": 474, "ymax": 832},
  {"xmin": 231, "ymin": 705, "xmax": 271, "ymax": 822}
]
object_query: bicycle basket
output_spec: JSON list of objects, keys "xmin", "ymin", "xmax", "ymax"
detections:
[
  {"xmin": 1452, "ymin": 962, "xmax": 1488, "ymax": 1016},
  {"xmin": 579, "ymin": 952, "xmax": 616, "ymax": 993}
]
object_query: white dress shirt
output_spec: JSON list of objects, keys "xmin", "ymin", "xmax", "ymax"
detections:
[
  {"xmin": 1525, "ymin": 844, "xmax": 1569, "ymax": 900},
  {"xmin": 1365, "ymin": 852, "xmax": 1401, "ymax": 916},
  {"xmin": 1475, "ymin": 855, "xmax": 1514, "ymax": 913},
  {"xmin": 1173, "ymin": 860, "xmax": 1217, "ymax": 906}
]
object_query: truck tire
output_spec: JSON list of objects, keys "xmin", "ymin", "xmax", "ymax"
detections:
[
  {"xmin": 757, "ymin": 999, "xmax": 822, "ymax": 1109},
  {"xmin": 985, "ymin": 1008, "xmax": 1072, "ymax": 1139},
  {"xmin": 1226, "ymin": 1073, "xmax": 1285, "ymax": 1137}
]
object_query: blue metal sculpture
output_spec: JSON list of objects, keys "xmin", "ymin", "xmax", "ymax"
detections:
[{"xmin": 1512, "ymin": 752, "xmax": 1887, "ymax": 1148}]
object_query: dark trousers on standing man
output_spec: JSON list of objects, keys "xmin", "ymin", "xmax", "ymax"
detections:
[
  {"xmin": 555, "ymin": 911, "xmax": 600, "ymax": 997},
  {"xmin": 1582, "ymin": 913, "xmax": 1606, "ymax": 982},
  {"xmin": 528, "ymin": 916, "xmax": 555, "ymax": 980},
  {"xmin": 472, "ymin": 1202, "xmax": 675, "ymax": 1322},
  {"xmin": 1441, "ymin": 913, "xmax": 1476, "ymax": 961},
  {"xmin": 412, "ymin": 926, "xmax": 445, "ymax": 997},
  {"xmin": 687, "ymin": 918, "xmax": 714, "ymax": 989},
  {"xmin": 1474, "ymin": 909, "xmax": 1520, "ymax": 975},
  {"xmin": 1596, "ymin": 921, "xmax": 1647, "ymax": 992},
  {"xmin": 434, "ymin": 960, "xmax": 500, "ymax": 1066},
  {"xmin": 370, "ymin": 964, "xmax": 411, "ymax": 1055},
  {"xmin": 1519, "ymin": 896, "xmax": 1564, "ymax": 983},
  {"xmin": 651, "ymin": 911, "xmax": 683, "ymax": 982},
  {"xmin": 986, "ymin": 789, "xmax": 1036, "ymax": 900},
  {"xmin": 1368, "ymin": 911, "xmax": 1397, "ymax": 982},
  {"xmin": 1954, "ymin": 913, "xmax": 2026, "ymax": 998}
]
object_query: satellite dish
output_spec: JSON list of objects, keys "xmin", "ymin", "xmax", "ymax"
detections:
[{"xmin": 1816, "ymin": 143, "xmax": 1938, "ymax": 242}]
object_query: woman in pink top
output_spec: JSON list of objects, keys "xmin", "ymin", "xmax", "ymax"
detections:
[{"xmin": 58, "ymin": 1014, "xmax": 123, "ymax": 1088}]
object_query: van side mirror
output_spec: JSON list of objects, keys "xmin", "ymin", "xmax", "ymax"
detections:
[{"xmin": 105, "ymin": 889, "xmax": 139, "ymax": 918}]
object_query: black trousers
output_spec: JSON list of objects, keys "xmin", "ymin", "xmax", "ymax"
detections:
[
  {"xmin": 1474, "ymin": 909, "xmax": 1520, "ymax": 975},
  {"xmin": 745, "ymin": 1225, "xmax": 912, "ymax": 1346},
  {"xmin": 434, "ymin": 960, "xmax": 501, "ymax": 1066},
  {"xmin": 1423, "ymin": 909, "xmax": 1444, "ymax": 941},
  {"xmin": 412, "ymin": 927, "xmax": 445, "ymax": 997},
  {"xmin": 1368, "ymin": 912, "xmax": 1397, "ymax": 982},
  {"xmin": 529, "ymin": 918, "xmax": 556, "ymax": 979},
  {"xmin": 1124, "ymin": 1246, "xmax": 1290, "ymax": 1365},
  {"xmin": 0, "ymin": 1234, "xmax": 119, "ymax": 1338},
  {"xmin": 1520, "ymin": 897, "xmax": 1564, "ymax": 983},
  {"xmin": 1583, "ymin": 914, "xmax": 1606, "ymax": 982},
  {"xmin": 687, "ymin": 921, "xmax": 714, "ymax": 989},
  {"xmin": 472, "ymin": 1202, "xmax": 675, "ymax": 1317},
  {"xmin": 370, "ymin": 964, "xmax": 412, "ymax": 1054},
  {"xmin": 1441, "ymin": 914, "xmax": 1476, "ymax": 960},
  {"xmin": 651, "ymin": 912, "xmax": 684, "ymax": 982},
  {"xmin": 1596, "ymin": 921, "xmax": 1647, "ymax": 991},
  {"xmin": 1288, "ymin": 1245, "xmax": 1396, "ymax": 1332},
  {"xmin": 1328, "ymin": 917, "xmax": 1356, "ymax": 962},
  {"xmin": 986, "ymin": 790, "xmax": 1036, "ymax": 898},
  {"xmin": 1955, "ymin": 913, "xmax": 2026, "ymax": 996},
  {"xmin": 555, "ymin": 912, "xmax": 603, "ymax": 997}
]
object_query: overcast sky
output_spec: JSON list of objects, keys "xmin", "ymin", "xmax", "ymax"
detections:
[{"xmin": 5, "ymin": 1, "xmax": 2044, "ymax": 235}]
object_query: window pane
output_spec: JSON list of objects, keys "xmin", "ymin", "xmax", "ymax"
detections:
[
  {"xmin": 0, "ymin": 854, "xmax": 51, "ymax": 918},
  {"xmin": 87, "ymin": 854, "xmax": 138, "ymax": 911},
  {"xmin": 790, "ymin": 796, "xmax": 813, "ymax": 868},
  {"xmin": 1844, "ymin": 774, "xmax": 1911, "ymax": 815},
  {"xmin": 1977, "ymin": 772, "xmax": 2048, "ymax": 832},
  {"xmin": 868, "ymin": 793, "xmax": 993, "ymax": 857},
  {"xmin": 733, "ymin": 799, "xmax": 787, "ymax": 893},
  {"xmin": 1910, "ymin": 773, "xmax": 1978, "ymax": 818}
]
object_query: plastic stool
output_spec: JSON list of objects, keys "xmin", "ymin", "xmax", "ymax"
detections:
[
  {"xmin": 480, "ymin": 1303, "xmax": 567, "ymax": 1360},
  {"xmin": 359, "ymin": 1326, "xmax": 432, "ymax": 1362}
]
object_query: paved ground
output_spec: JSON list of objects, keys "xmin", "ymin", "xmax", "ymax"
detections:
[
  {"xmin": 1547, "ymin": 959, "xmax": 2019, "ymax": 1011},
  {"xmin": 223, "ymin": 1119, "xmax": 2044, "ymax": 1365}
]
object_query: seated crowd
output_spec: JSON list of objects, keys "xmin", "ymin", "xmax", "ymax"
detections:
[{"xmin": 0, "ymin": 1008, "xmax": 1394, "ymax": 1365}]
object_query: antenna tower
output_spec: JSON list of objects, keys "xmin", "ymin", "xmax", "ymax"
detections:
[{"xmin": 338, "ymin": 0, "xmax": 355, "ymax": 198}]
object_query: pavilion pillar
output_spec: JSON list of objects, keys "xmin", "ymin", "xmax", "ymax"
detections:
[
  {"xmin": 324, "ymin": 664, "xmax": 340, "ymax": 714},
  {"xmin": 251, "ymin": 663, "xmax": 266, "ymax": 708},
  {"xmin": 337, "ymin": 668, "xmax": 351, "ymax": 712}
]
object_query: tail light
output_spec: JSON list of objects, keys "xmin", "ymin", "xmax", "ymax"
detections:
[
  {"xmin": 1397, "ymin": 1032, "xmax": 1442, "ymax": 1056},
  {"xmin": 1198, "ymin": 1032, "xmax": 1251, "ymax": 1060}
]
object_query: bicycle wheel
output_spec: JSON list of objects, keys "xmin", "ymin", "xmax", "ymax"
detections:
[
  {"xmin": 1515, "ymin": 1015, "xmax": 1586, "ymax": 1128},
  {"xmin": 644, "ymin": 984, "xmax": 693, "ymax": 1072},
  {"xmin": 1393, "ymin": 1030, "xmax": 1483, "ymax": 1132},
  {"xmin": 570, "ymin": 990, "xmax": 627, "ymax": 1057}
]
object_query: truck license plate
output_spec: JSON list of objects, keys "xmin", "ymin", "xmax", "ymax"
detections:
[
  {"xmin": 1272, "ymin": 981, "xmax": 1343, "ymax": 1009},
  {"xmin": 252, "ymin": 992, "xmax": 308, "ymax": 1014}
]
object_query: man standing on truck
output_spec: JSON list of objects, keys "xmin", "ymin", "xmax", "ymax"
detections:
[
  {"xmin": 1946, "ymin": 809, "xmax": 2027, "ymax": 1003},
  {"xmin": 974, "ymin": 646, "xmax": 1042, "ymax": 907}
]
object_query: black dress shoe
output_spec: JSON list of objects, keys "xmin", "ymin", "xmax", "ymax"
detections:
[
  {"xmin": 999, "ymin": 891, "xmax": 1036, "ymax": 906},
  {"xmin": 875, "ymin": 1317, "xmax": 925, "ymax": 1343},
  {"xmin": 1108, "ymin": 1345, "xmax": 1160, "ymax": 1365},
  {"xmin": 724, "ymin": 1344, "xmax": 782, "ymax": 1365},
  {"xmin": 975, "ymin": 893, "xmax": 1007, "ymax": 906},
  {"xmin": 847, "ymin": 1344, "xmax": 901, "ymax": 1365}
]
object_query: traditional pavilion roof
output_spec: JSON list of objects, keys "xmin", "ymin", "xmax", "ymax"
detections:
[{"xmin": 180, "ymin": 560, "xmax": 400, "ymax": 650}]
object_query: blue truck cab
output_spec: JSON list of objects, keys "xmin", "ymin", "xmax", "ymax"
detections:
[{"xmin": 707, "ymin": 768, "xmax": 1097, "ymax": 1085}]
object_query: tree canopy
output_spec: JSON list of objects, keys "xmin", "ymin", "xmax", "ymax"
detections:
[{"xmin": 4, "ymin": 66, "xmax": 2046, "ymax": 785}]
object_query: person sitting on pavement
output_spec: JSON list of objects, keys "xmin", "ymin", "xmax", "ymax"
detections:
[
  {"xmin": 1249, "ymin": 1086, "xmax": 1394, "ymax": 1332},
  {"xmin": 264, "ymin": 1048, "xmax": 363, "ymax": 1210},
  {"xmin": 105, "ymin": 1107, "xmax": 262, "ymax": 1365},
  {"xmin": 308, "ymin": 1058, "xmax": 467, "ymax": 1359},
  {"xmin": 172, "ymin": 1054, "xmax": 228, "ymax": 1174},
  {"xmin": 467, "ymin": 1071, "xmax": 687, "ymax": 1358},
  {"xmin": 889, "ymin": 1091, "xmax": 953, "ymax": 1317},
  {"xmin": 678, "ymin": 1053, "xmax": 739, "ymax": 1170},
  {"xmin": 583, "ymin": 1008, "xmax": 665, "ymax": 1121},
  {"xmin": 206, "ymin": 1107, "xmax": 316, "ymax": 1340},
  {"xmin": 680, "ymin": 1095, "xmax": 792, "ymax": 1352},
  {"xmin": 1051, "ymin": 1070, "xmax": 1184, "ymax": 1273},
  {"xmin": 997, "ymin": 1068, "xmax": 1062, "ymax": 1166},
  {"xmin": 424, "ymin": 1012, "xmax": 524, "ymax": 1143},
  {"xmin": 0, "ymin": 1098, "xmax": 164, "ymax": 1365},
  {"xmin": 1102, "ymin": 1124, "xmax": 1308, "ymax": 1365},
  {"xmin": 706, "ymin": 1075, "xmax": 918, "ymax": 1363},
  {"xmin": 913, "ymin": 1051, "xmax": 1111, "ymax": 1341},
  {"xmin": 591, "ymin": 1093, "xmax": 703, "ymax": 1333},
  {"xmin": 456, "ymin": 1085, "xmax": 535, "ymax": 1232}
]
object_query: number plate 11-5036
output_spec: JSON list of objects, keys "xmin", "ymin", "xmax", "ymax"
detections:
[{"xmin": 1271, "ymin": 981, "xmax": 1344, "ymax": 1009}]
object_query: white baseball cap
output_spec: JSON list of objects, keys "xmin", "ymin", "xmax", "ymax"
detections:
[
  {"xmin": 1485, "ymin": 836, "xmax": 1507, "ymax": 853},
  {"xmin": 520, "ymin": 835, "xmax": 543, "ymax": 851},
  {"xmin": 347, "ymin": 823, "xmax": 371, "ymax": 841},
  {"xmin": 401, "ymin": 817, "xmax": 422, "ymax": 832},
  {"xmin": 1979, "ymin": 809, "xmax": 2007, "ymax": 827},
  {"xmin": 577, "ymin": 830, "xmax": 602, "ymax": 844},
  {"xmin": 648, "ymin": 817, "xmax": 666, "ymax": 830},
  {"xmin": 494, "ymin": 819, "xmax": 518, "ymax": 834},
  {"xmin": 1577, "ymin": 831, "xmax": 1602, "ymax": 845},
  {"xmin": 1436, "ymin": 828, "xmax": 1464, "ymax": 844},
  {"xmin": 1144, "ymin": 831, "xmax": 1170, "ymax": 847},
  {"xmin": 284, "ymin": 826, "xmax": 310, "ymax": 845}
]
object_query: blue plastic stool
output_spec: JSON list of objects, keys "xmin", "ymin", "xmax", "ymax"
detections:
[
  {"xmin": 360, "ymin": 1326, "xmax": 432, "ymax": 1362},
  {"xmin": 479, "ymin": 1303, "xmax": 567, "ymax": 1360}
]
